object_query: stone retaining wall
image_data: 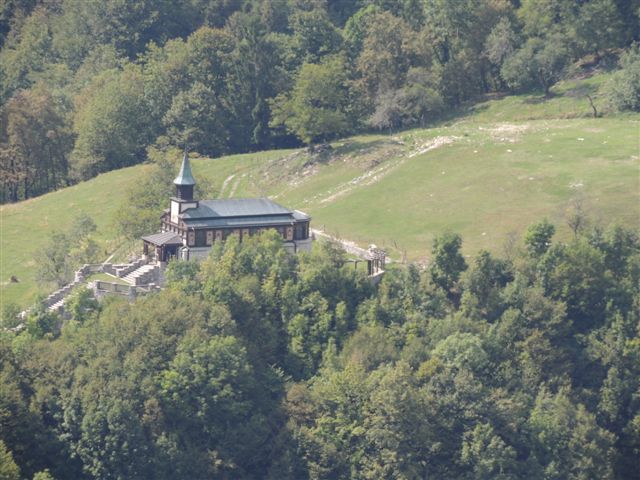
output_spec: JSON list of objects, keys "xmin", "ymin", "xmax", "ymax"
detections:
[
  {"xmin": 89, "ymin": 281, "xmax": 161, "ymax": 300},
  {"xmin": 18, "ymin": 258, "xmax": 151, "ymax": 321}
]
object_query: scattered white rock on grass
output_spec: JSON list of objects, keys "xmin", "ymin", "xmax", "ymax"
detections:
[{"xmin": 408, "ymin": 136, "xmax": 458, "ymax": 157}]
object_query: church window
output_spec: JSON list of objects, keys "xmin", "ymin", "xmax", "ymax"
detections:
[{"xmin": 195, "ymin": 229, "xmax": 206, "ymax": 246}]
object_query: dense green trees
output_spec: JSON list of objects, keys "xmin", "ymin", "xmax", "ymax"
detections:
[
  {"xmin": 0, "ymin": 84, "xmax": 72, "ymax": 202},
  {"xmin": 270, "ymin": 55, "xmax": 352, "ymax": 144},
  {"xmin": 2, "ymin": 0, "xmax": 638, "ymax": 202},
  {"xmin": 0, "ymin": 440, "xmax": 20, "ymax": 480},
  {"xmin": 2, "ymin": 221, "xmax": 638, "ymax": 478},
  {"xmin": 71, "ymin": 66, "xmax": 152, "ymax": 179}
]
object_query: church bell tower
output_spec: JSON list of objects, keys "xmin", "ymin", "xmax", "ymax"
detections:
[
  {"xmin": 174, "ymin": 150, "xmax": 196, "ymax": 200},
  {"xmin": 170, "ymin": 151, "xmax": 198, "ymax": 224}
]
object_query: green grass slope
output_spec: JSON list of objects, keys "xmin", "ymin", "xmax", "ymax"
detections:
[
  {"xmin": 2, "ymin": 72, "xmax": 639, "ymax": 309},
  {"xmin": 1, "ymin": 165, "xmax": 143, "ymax": 308}
]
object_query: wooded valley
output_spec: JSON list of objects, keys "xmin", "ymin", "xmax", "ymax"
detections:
[
  {"xmin": 2, "ymin": 224, "xmax": 639, "ymax": 479},
  {"xmin": 1, "ymin": 1, "xmax": 639, "ymax": 479}
]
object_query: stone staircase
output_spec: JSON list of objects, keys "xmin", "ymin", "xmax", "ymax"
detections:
[
  {"xmin": 122, "ymin": 263, "xmax": 159, "ymax": 286},
  {"xmin": 48, "ymin": 297, "xmax": 67, "ymax": 313},
  {"xmin": 10, "ymin": 257, "xmax": 162, "ymax": 329},
  {"xmin": 46, "ymin": 278, "xmax": 82, "ymax": 313},
  {"xmin": 109, "ymin": 257, "xmax": 147, "ymax": 278}
]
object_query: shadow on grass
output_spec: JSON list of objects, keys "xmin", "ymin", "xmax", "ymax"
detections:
[
  {"xmin": 562, "ymin": 83, "xmax": 599, "ymax": 98},
  {"xmin": 523, "ymin": 93, "xmax": 555, "ymax": 104}
]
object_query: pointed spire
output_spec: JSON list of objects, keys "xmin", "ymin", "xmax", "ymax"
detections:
[{"xmin": 174, "ymin": 150, "xmax": 196, "ymax": 186}]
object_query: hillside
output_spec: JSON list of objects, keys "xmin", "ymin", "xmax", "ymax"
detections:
[{"xmin": 1, "ymin": 72, "xmax": 639, "ymax": 309}]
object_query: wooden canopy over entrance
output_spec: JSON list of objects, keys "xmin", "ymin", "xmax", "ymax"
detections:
[{"xmin": 142, "ymin": 232, "xmax": 184, "ymax": 262}]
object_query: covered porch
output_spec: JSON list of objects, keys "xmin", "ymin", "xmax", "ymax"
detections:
[{"xmin": 142, "ymin": 232, "xmax": 184, "ymax": 263}]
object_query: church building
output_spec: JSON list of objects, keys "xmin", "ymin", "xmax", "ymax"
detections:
[{"xmin": 142, "ymin": 152, "xmax": 312, "ymax": 262}]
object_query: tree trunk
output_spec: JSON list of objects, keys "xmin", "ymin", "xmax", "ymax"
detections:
[
  {"xmin": 538, "ymin": 69, "xmax": 551, "ymax": 97},
  {"xmin": 587, "ymin": 95, "xmax": 598, "ymax": 118}
]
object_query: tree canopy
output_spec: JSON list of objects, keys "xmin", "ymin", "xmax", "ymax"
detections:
[
  {"xmin": 1, "ymin": 221, "xmax": 639, "ymax": 478},
  {"xmin": 1, "ymin": 0, "xmax": 638, "ymax": 202}
]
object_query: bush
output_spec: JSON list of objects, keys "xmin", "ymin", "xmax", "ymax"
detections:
[{"xmin": 604, "ymin": 46, "xmax": 640, "ymax": 111}]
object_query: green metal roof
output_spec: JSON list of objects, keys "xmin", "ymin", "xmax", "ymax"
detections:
[
  {"xmin": 180, "ymin": 198, "xmax": 309, "ymax": 219},
  {"xmin": 174, "ymin": 151, "xmax": 196, "ymax": 186}
]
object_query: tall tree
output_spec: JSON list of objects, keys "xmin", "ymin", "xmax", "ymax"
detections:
[
  {"xmin": 501, "ymin": 35, "xmax": 570, "ymax": 95},
  {"xmin": 356, "ymin": 11, "xmax": 416, "ymax": 104},
  {"xmin": 0, "ymin": 7, "xmax": 54, "ymax": 103},
  {"xmin": 52, "ymin": 0, "xmax": 198, "ymax": 69},
  {"xmin": 0, "ymin": 84, "xmax": 72, "ymax": 201},
  {"xmin": 289, "ymin": 8, "xmax": 343, "ymax": 64},
  {"xmin": 529, "ymin": 388, "xmax": 616, "ymax": 479},
  {"xmin": 422, "ymin": 0, "xmax": 481, "ymax": 65},
  {"xmin": 430, "ymin": 232, "xmax": 468, "ymax": 301},
  {"xmin": 71, "ymin": 65, "xmax": 152, "ymax": 179},
  {"xmin": 163, "ymin": 82, "xmax": 228, "ymax": 155},
  {"xmin": 0, "ymin": 441, "xmax": 20, "ymax": 480},
  {"xmin": 270, "ymin": 55, "xmax": 352, "ymax": 144},
  {"xmin": 575, "ymin": 0, "xmax": 627, "ymax": 58},
  {"xmin": 226, "ymin": 12, "xmax": 285, "ymax": 150},
  {"xmin": 524, "ymin": 219, "xmax": 556, "ymax": 257}
]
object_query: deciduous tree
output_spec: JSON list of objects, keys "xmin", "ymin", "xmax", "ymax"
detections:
[
  {"xmin": 430, "ymin": 232, "xmax": 468, "ymax": 301},
  {"xmin": 270, "ymin": 55, "xmax": 351, "ymax": 144},
  {"xmin": 71, "ymin": 66, "xmax": 152, "ymax": 179}
]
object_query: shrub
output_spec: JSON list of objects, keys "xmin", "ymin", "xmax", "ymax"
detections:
[{"xmin": 604, "ymin": 46, "xmax": 640, "ymax": 111}]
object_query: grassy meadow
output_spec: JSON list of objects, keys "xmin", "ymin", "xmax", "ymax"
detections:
[{"xmin": 2, "ymin": 71, "xmax": 639, "ymax": 309}]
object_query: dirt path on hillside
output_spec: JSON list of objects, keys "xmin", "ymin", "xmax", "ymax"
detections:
[
  {"xmin": 311, "ymin": 229, "xmax": 373, "ymax": 258},
  {"xmin": 318, "ymin": 159, "xmax": 404, "ymax": 204},
  {"xmin": 219, "ymin": 174, "xmax": 236, "ymax": 197},
  {"xmin": 311, "ymin": 135, "xmax": 459, "ymax": 205},
  {"xmin": 228, "ymin": 174, "xmax": 243, "ymax": 197},
  {"xmin": 312, "ymin": 228, "xmax": 397, "ymax": 263}
]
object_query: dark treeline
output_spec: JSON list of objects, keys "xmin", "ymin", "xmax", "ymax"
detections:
[
  {"xmin": 1, "ymin": 220, "xmax": 639, "ymax": 479},
  {"xmin": 1, "ymin": 0, "xmax": 640, "ymax": 203}
]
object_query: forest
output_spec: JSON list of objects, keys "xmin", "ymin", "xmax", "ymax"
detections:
[
  {"xmin": 1, "ymin": 1, "xmax": 640, "ymax": 478},
  {"xmin": 1, "ymin": 221, "xmax": 639, "ymax": 479},
  {"xmin": 1, "ymin": 0, "xmax": 640, "ymax": 202}
]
